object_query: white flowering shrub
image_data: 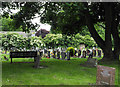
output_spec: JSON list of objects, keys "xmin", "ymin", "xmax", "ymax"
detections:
[{"xmin": 1, "ymin": 33, "xmax": 96, "ymax": 51}]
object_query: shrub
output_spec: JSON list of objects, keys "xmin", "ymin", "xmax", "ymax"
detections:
[{"xmin": 66, "ymin": 47, "xmax": 75, "ymax": 56}]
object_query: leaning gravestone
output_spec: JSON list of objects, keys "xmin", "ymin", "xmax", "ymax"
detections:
[
  {"xmin": 86, "ymin": 57, "xmax": 97, "ymax": 67},
  {"xmin": 96, "ymin": 65, "xmax": 116, "ymax": 85}
]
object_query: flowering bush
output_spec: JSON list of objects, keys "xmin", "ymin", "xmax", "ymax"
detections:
[{"xmin": 66, "ymin": 47, "xmax": 75, "ymax": 56}]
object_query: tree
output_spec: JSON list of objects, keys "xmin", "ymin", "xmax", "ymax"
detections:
[
  {"xmin": 1, "ymin": 2, "xmax": 120, "ymax": 61},
  {"xmin": 39, "ymin": 2, "xmax": 120, "ymax": 61},
  {"xmin": 0, "ymin": 17, "xmax": 22, "ymax": 31}
]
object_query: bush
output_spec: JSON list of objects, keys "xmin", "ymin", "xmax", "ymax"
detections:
[{"xmin": 66, "ymin": 47, "xmax": 75, "ymax": 56}]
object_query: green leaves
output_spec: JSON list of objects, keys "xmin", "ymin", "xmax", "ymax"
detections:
[
  {"xmin": 1, "ymin": 32, "xmax": 96, "ymax": 51},
  {"xmin": 0, "ymin": 17, "xmax": 22, "ymax": 31}
]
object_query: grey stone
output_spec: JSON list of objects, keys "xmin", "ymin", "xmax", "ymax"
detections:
[
  {"xmin": 67, "ymin": 51, "xmax": 70, "ymax": 60},
  {"xmin": 96, "ymin": 65, "xmax": 116, "ymax": 85}
]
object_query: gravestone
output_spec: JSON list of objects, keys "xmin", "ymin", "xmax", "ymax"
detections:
[
  {"xmin": 86, "ymin": 57, "xmax": 97, "ymax": 67},
  {"xmin": 92, "ymin": 50, "xmax": 96, "ymax": 57},
  {"xmin": 96, "ymin": 65, "xmax": 116, "ymax": 85},
  {"xmin": 82, "ymin": 51, "xmax": 86, "ymax": 58},
  {"xmin": 74, "ymin": 50, "xmax": 77, "ymax": 56},
  {"xmin": 61, "ymin": 51, "xmax": 66, "ymax": 59},
  {"xmin": 56, "ymin": 51, "xmax": 60, "ymax": 59},
  {"xmin": 67, "ymin": 51, "xmax": 70, "ymax": 60},
  {"xmin": 48, "ymin": 51, "xmax": 50, "ymax": 58},
  {"xmin": 44, "ymin": 49, "xmax": 47, "ymax": 54},
  {"xmin": 53, "ymin": 51, "xmax": 56, "ymax": 58},
  {"xmin": 98, "ymin": 50, "xmax": 101, "ymax": 57},
  {"xmin": 86, "ymin": 49, "xmax": 90, "ymax": 56},
  {"xmin": 61, "ymin": 51, "xmax": 63, "ymax": 59},
  {"xmin": 78, "ymin": 50, "xmax": 81, "ymax": 57}
]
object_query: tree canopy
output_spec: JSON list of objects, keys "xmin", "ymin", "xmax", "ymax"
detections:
[{"xmin": 1, "ymin": 2, "xmax": 120, "ymax": 61}]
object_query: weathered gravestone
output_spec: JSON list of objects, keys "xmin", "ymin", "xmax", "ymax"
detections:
[
  {"xmin": 56, "ymin": 51, "xmax": 60, "ymax": 59},
  {"xmin": 67, "ymin": 51, "xmax": 70, "ymax": 60},
  {"xmin": 61, "ymin": 51, "xmax": 66, "ymax": 60},
  {"xmin": 86, "ymin": 57, "xmax": 97, "ymax": 67},
  {"xmin": 53, "ymin": 51, "xmax": 56, "ymax": 58},
  {"xmin": 98, "ymin": 50, "xmax": 102, "ymax": 57},
  {"xmin": 78, "ymin": 50, "xmax": 81, "ymax": 57},
  {"xmin": 92, "ymin": 50, "xmax": 96, "ymax": 57},
  {"xmin": 82, "ymin": 51, "xmax": 86, "ymax": 58},
  {"xmin": 44, "ymin": 49, "xmax": 47, "ymax": 54},
  {"xmin": 74, "ymin": 50, "xmax": 77, "ymax": 56},
  {"xmin": 96, "ymin": 65, "xmax": 116, "ymax": 85},
  {"xmin": 86, "ymin": 49, "xmax": 90, "ymax": 56}
]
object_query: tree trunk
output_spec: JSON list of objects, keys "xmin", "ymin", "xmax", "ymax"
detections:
[
  {"xmin": 84, "ymin": 3, "xmax": 116, "ymax": 61},
  {"xmin": 111, "ymin": 4, "xmax": 120, "ymax": 60},
  {"xmin": 102, "ymin": 3, "xmax": 114, "ymax": 61}
]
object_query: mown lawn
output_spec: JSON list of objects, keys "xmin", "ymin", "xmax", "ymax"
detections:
[{"xmin": 0, "ymin": 54, "xmax": 119, "ymax": 86}]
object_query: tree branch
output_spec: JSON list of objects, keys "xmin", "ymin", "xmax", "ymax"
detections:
[{"xmin": 84, "ymin": 10, "xmax": 105, "ymax": 49}]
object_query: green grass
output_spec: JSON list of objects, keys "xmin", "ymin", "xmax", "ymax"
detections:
[{"xmin": 1, "ymin": 54, "xmax": 119, "ymax": 86}]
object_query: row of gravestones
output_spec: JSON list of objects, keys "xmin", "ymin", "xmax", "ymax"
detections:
[
  {"xmin": 77, "ymin": 49, "xmax": 102, "ymax": 58},
  {"xmin": 44, "ymin": 49, "xmax": 102, "ymax": 59},
  {"xmin": 47, "ymin": 50, "xmax": 70, "ymax": 60}
]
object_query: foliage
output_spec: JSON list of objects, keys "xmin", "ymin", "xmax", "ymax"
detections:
[
  {"xmin": 43, "ymin": 34, "xmax": 63, "ymax": 49},
  {"xmin": 73, "ymin": 33, "xmax": 96, "ymax": 48},
  {"xmin": 66, "ymin": 47, "xmax": 75, "ymax": 56},
  {"xmin": 1, "ymin": 33, "xmax": 43, "ymax": 51},
  {"xmin": 1, "ymin": 32, "xmax": 97, "ymax": 51},
  {"xmin": 0, "ymin": 17, "xmax": 22, "ymax": 31},
  {"xmin": 30, "ymin": 36, "xmax": 44, "ymax": 49},
  {"xmin": 1, "ymin": 33, "xmax": 21, "ymax": 50}
]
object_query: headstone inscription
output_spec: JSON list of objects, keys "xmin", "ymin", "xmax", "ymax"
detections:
[
  {"xmin": 67, "ymin": 51, "xmax": 70, "ymax": 60},
  {"xmin": 96, "ymin": 65, "xmax": 116, "ymax": 85}
]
